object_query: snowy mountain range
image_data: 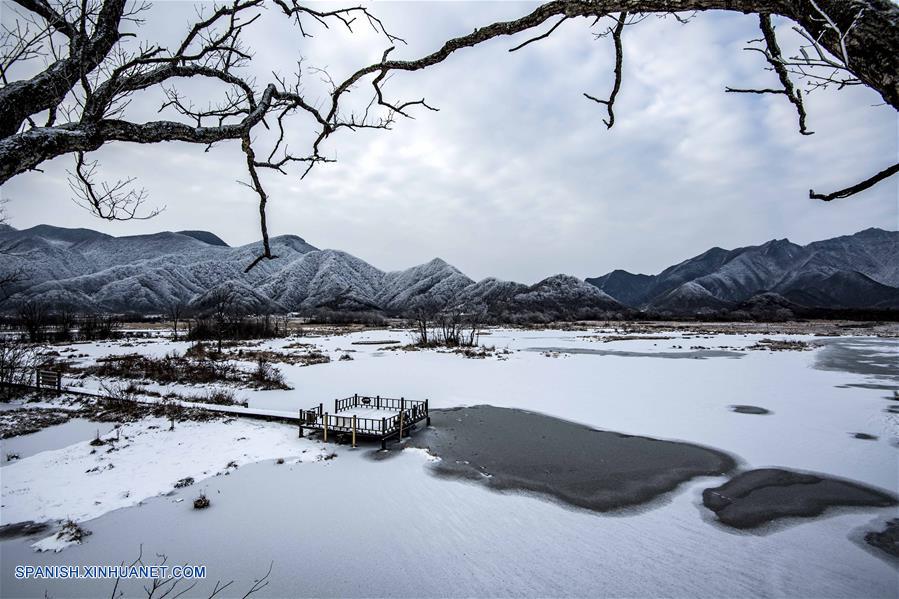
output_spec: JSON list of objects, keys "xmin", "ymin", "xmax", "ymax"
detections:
[
  {"xmin": 587, "ymin": 228, "xmax": 899, "ymax": 314},
  {"xmin": 1, "ymin": 225, "xmax": 896, "ymax": 318},
  {"xmin": 0, "ymin": 224, "xmax": 623, "ymax": 319}
]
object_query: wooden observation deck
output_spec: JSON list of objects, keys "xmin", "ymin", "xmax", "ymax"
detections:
[{"xmin": 299, "ymin": 394, "xmax": 430, "ymax": 449}]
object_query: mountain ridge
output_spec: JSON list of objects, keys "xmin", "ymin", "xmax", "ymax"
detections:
[
  {"xmin": 586, "ymin": 228, "xmax": 899, "ymax": 313},
  {"xmin": 1, "ymin": 224, "xmax": 896, "ymax": 318}
]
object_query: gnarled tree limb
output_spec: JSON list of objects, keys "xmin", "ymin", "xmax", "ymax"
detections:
[
  {"xmin": 810, "ymin": 161, "xmax": 899, "ymax": 201},
  {"xmin": 727, "ymin": 13, "xmax": 812, "ymax": 135},
  {"xmin": 583, "ymin": 11, "xmax": 627, "ymax": 129}
]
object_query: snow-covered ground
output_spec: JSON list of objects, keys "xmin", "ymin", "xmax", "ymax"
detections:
[
  {"xmin": 1, "ymin": 418, "xmax": 330, "ymax": 527},
  {"xmin": 1, "ymin": 326, "xmax": 897, "ymax": 597}
]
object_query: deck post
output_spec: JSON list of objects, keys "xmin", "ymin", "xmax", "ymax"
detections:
[
  {"xmin": 323, "ymin": 413, "xmax": 328, "ymax": 443},
  {"xmin": 354, "ymin": 393, "xmax": 358, "ymax": 407},
  {"xmin": 318, "ymin": 402, "xmax": 323, "ymax": 417},
  {"xmin": 352, "ymin": 415, "xmax": 357, "ymax": 448},
  {"xmin": 298, "ymin": 410, "xmax": 303, "ymax": 438},
  {"xmin": 426, "ymin": 398, "xmax": 430, "ymax": 426},
  {"xmin": 376, "ymin": 395, "xmax": 380, "ymax": 409},
  {"xmin": 334, "ymin": 398, "xmax": 338, "ymax": 413},
  {"xmin": 399, "ymin": 397, "xmax": 405, "ymax": 440}
]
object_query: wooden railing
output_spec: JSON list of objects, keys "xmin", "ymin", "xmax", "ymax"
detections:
[
  {"xmin": 301, "ymin": 394, "xmax": 430, "ymax": 444},
  {"xmin": 334, "ymin": 394, "xmax": 427, "ymax": 413},
  {"xmin": 301, "ymin": 410, "xmax": 422, "ymax": 435}
]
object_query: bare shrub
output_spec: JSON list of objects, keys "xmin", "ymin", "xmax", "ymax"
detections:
[
  {"xmin": 84, "ymin": 353, "xmax": 244, "ymax": 386},
  {"xmin": 0, "ymin": 341, "xmax": 39, "ymax": 398},
  {"xmin": 187, "ymin": 388, "xmax": 247, "ymax": 407},
  {"xmin": 56, "ymin": 520, "xmax": 91, "ymax": 544},
  {"xmin": 251, "ymin": 357, "xmax": 287, "ymax": 389}
]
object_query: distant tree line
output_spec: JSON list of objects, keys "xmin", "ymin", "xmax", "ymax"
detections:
[
  {"xmin": 2, "ymin": 291, "xmax": 897, "ymax": 348},
  {"xmin": 0, "ymin": 301, "xmax": 121, "ymax": 343}
]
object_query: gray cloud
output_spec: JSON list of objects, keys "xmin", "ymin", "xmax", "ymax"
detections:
[{"xmin": 2, "ymin": 2, "xmax": 896, "ymax": 283}]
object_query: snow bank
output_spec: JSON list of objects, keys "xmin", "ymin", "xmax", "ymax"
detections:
[{"xmin": 1, "ymin": 417, "xmax": 328, "ymax": 528}]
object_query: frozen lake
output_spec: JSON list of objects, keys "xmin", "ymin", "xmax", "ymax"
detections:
[{"xmin": 1, "ymin": 327, "xmax": 897, "ymax": 597}]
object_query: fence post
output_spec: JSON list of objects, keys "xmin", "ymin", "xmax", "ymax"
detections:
[
  {"xmin": 380, "ymin": 417, "xmax": 387, "ymax": 450},
  {"xmin": 376, "ymin": 395, "xmax": 380, "ymax": 409},
  {"xmin": 298, "ymin": 410, "xmax": 303, "ymax": 438},
  {"xmin": 334, "ymin": 398, "xmax": 338, "ymax": 413},
  {"xmin": 319, "ymin": 402, "xmax": 323, "ymax": 417},
  {"xmin": 399, "ymin": 397, "xmax": 405, "ymax": 440},
  {"xmin": 354, "ymin": 393, "xmax": 358, "ymax": 407},
  {"xmin": 323, "ymin": 413, "xmax": 328, "ymax": 443},
  {"xmin": 426, "ymin": 398, "xmax": 430, "ymax": 426},
  {"xmin": 352, "ymin": 415, "xmax": 357, "ymax": 448}
]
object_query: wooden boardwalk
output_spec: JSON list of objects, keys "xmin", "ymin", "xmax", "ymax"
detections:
[
  {"xmin": 7, "ymin": 371, "xmax": 430, "ymax": 449},
  {"xmin": 7, "ymin": 369, "xmax": 301, "ymax": 423}
]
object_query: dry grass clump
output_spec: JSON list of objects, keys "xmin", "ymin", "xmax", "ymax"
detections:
[
  {"xmin": 747, "ymin": 338, "xmax": 811, "ymax": 351},
  {"xmin": 57, "ymin": 520, "xmax": 91, "ymax": 544},
  {"xmin": 187, "ymin": 388, "xmax": 248, "ymax": 406},
  {"xmin": 80, "ymin": 350, "xmax": 292, "ymax": 390},
  {"xmin": 230, "ymin": 348, "xmax": 329, "ymax": 369},
  {"xmin": 83, "ymin": 352, "xmax": 245, "ymax": 385}
]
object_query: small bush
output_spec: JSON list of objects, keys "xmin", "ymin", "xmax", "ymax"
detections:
[
  {"xmin": 58, "ymin": 519, "xmax": 91, "ymax": 543},
  {"xmin": 193, "ymin": 493, "xmax": 210, "ymax": 509},
  {"xmin": 83, "ymin": 353, "xmax": 249, "ymax": 387},
  {"xmin": 184, "ymin": 343, "xmax": 207, "ymax": 359},
  {"xmin": 250, "ymin": 357, "xmax": 289, "ymax": 390},
  {"xmin": 191, "ymin": 388, "xmax": 246, "ymax": 407},
  {"xmin": 174, "ymin": 476, "xmax": 194, "ymax": 488}
]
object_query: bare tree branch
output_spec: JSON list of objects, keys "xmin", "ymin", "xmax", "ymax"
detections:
[
  {"xmin": 810, "ymin": 161, "xmax": 899, "ymax": 201},
  {"xmin": 508, "ymin": 15, "xmax": 568, "ymax": 52},
  {"xmin": 727, "ymin": 14, "xmax": 813, "ymax": 135},
  {"xmin": 67, "ymin": 151, "xmax": 161, "ymax": 220},
  {"xmin": 240, "ymin": 134, "xmax": 277, "ymax": 272},
  {"xmin": 583, "ymin": 11, "xmax": 627, "ymax": 129},
  {"xmin": 108, "ymin": 547, "xmax": 273, "ymax": 599}
]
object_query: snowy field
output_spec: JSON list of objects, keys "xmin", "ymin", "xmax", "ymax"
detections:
[{"xmin": 1, "ymin": 326, "xmax": 897, "ymax": 597}]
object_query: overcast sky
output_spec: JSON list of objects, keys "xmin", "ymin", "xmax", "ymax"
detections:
[{"xmin": 1, "ymin": 1, "xmax": 896, "ymax": 282}]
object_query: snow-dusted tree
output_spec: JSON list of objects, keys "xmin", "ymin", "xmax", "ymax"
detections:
[
  {"xmin": 1, "ymin": 0, "xmax": 896, "ymax": 268},
  {"xmin": 17, "ymin": 299, "xmax": 47, "ymax": 342},
  {"xmin": 408, "ymin": 297, "xmax": 439, "ymax": 346},
  {"xmin": 166, "ymin": 300, "xmax": 187, "ymax": 340},
  {"xmin": 204, "ymin": 287, "xmax": 236, "ymax": 352}
]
